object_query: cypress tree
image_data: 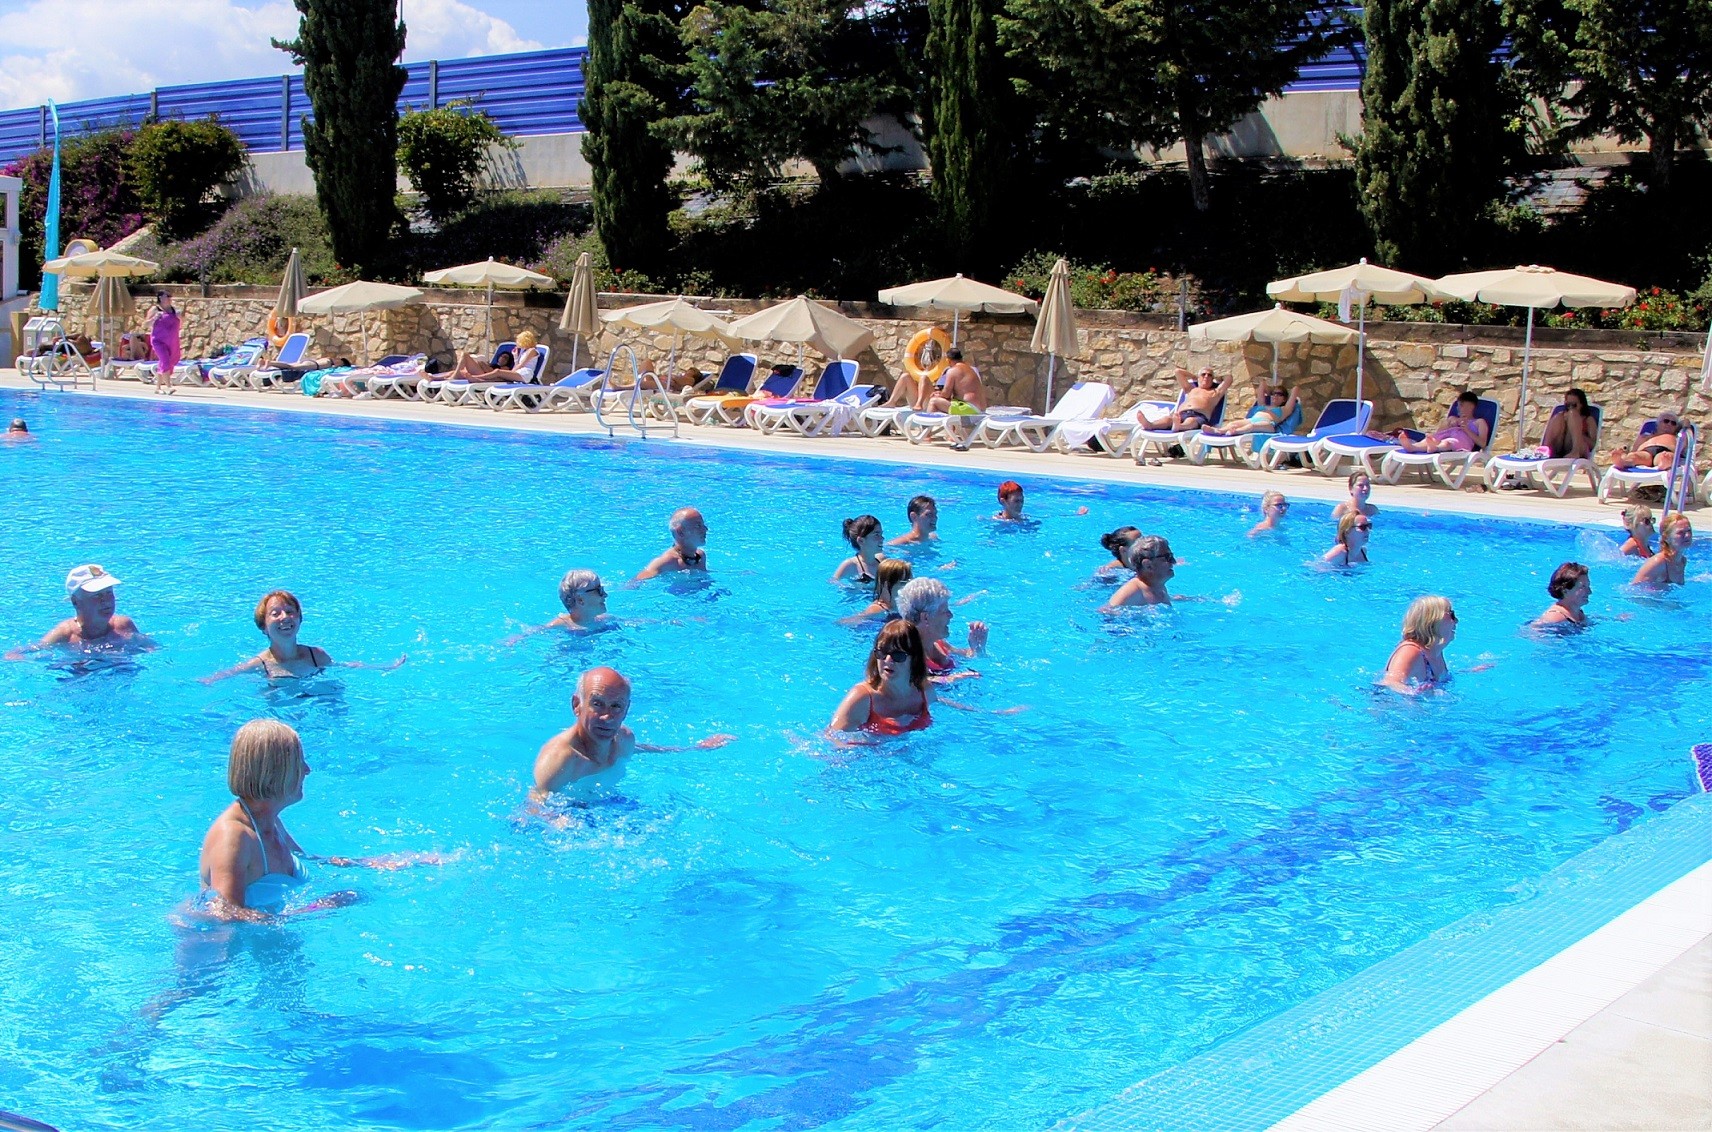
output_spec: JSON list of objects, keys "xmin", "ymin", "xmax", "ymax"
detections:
[
  {"xmin": 926, "ymin": 0, "xmax": 1012, "ymax": 269},
  {"xmin": 1351, "ymin": 0, "xmax": 1518, "ymax": 272},
  {"xmin": 581, "ymin": 0, "xmax": 683, "ymax": 276},
  {"xmin": 275, "ymin": 0, "xmax": 407, "ymax": 275}
]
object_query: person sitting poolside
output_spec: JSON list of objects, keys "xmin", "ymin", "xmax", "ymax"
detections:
[
  {"xmin": 531, "ymin": 666, "xmax": 734, "ymax": 799},
  {"xmin": 1202, "ymin": 384, "xmax": 1300, "ymax": 437},
  {"xmin": 1619, "ymin": 504, "xmax": 1656, "ymax": 558},
  {"xmin": 1609, "ymin": 412, "xmax": 1686, "ymax": 470},
  {"xmin": 1322, "ymin": 513, "xmax": 1372, "ymax": 567},
  {"xmin": 613, "ymin": 359, "xmax": 708, "ymax": 394},
  {"xmin": 447, "ymin": 329, "xmax": 541, "ymax": 383},
  {"xmin": 1632, "ymin": 512, "xmax": 1693, "ymax": 586},
  {"xmin": 828, "ymin": 621, "xmax": 937, "ymax": 736},
  {"xmin": 1105, "ymin": 535, "xmax": 1175, "ymax": 608},
  {"xmin": 7, "ymin": 565, "xmax": 155, "ymax": 659},
  {"xmin": 925, "ymin": 349, "xmax": 987, "ymax": 450},
  {"xmin": 634, "ymin": 507, "xmax": 709, "ymax": 581},
  {"xmin": 1140, "ymin": 366, "xmax": 1233, "ymax": 431},
  {"xmin": 888, "ymin": 495, "xmax": 940, "ymax": 546},
  {"xmin": 202, "ymin": 590, "xmax": 406, "ymax": 683},
  {"xmin": 1382, "ymin": 391, "xmax": 1488, "ymax": 454},
  {"xmin": 1248, "ymin": 492, "xmax": 1288, "ymax": 537},
  {"xmin": 1330, "ymin": 471, "xmax": 1379, "ymax": 520},
  {"xmin": 832, "ymin": 515, "xmax": 886, "ymax": 583},
  {"xmin": 896, "ymin": 577, "xmax": 986, "ymax": 680},
  {"xmin": 839, "ymin": 559, "xmax": 914, "ymax": 626},
  {"xmin": 1095, "ymin": 525, "xmax": 1142, "ymax": 581},
  {"xmin": 1540, "ymin": 388, "xmax": 1597, "ymax": 460},
  {"xmin": 1380, "ymin": 595, "xmax": 1459, "ymax": 693},
  {"xmin": 1535, "ymin": 562, "xmax": 1591, "ymax": 628}
]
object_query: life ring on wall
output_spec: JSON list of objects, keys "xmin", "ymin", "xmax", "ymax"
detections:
[
  {"xmin": 267, "ymin": 312, "xmax": 298, "ymax": 348},
  {"xmin": 904, "ymin": 327, "xmax": 952, "ymax": 386}
]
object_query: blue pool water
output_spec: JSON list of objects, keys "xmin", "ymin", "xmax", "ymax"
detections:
[{"xmin": 0, "ymin": 389, "xmax": 1706, "ymax": 1131}]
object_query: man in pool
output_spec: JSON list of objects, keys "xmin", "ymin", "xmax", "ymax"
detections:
[
  {"xmin": 4, "ymin": 418, "xmax": 29, "ymax": 441},
  {"xmin": 634, "ymin": 507, "xmax": 709, "ymax": 581},
  {"xmin": 550, "ymin": 569, "xmax": 612, "ymax": 631},
  {"xmin": 889, "ymin": 495, "xmax": 940, "ymax": 545},
  {"xmin": 6, "ymin": 564, "xmax": 156, "ymax": 658},
  {"xmin": 531, "ymin": 666, "xmax": 734, "ymax": 798}
]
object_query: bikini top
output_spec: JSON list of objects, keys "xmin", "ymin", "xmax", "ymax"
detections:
[
  {"xmin": 1386, "ymin": 641, "xmax": 1444, "ymax": 686},
  {"xmin": 924, "ymin": 641, "xmax": 956, "ymax": 674},
  {"xmin": 260, "ymin": 645, "xmax": 328, "ymax": 679},
  {"xmin": 238, "ymin": 798, "xmax": 306, "ymax": 913},
  {"xmin": 864, "ymin": 691, "xmax": 931, "ymax": 735}
]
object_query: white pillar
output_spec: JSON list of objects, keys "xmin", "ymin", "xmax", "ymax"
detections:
[{"xmin": 0, "ymin": 174, "xmax": 20, "ymax": 300}]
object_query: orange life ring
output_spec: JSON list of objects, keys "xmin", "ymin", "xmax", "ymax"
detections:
[
  {"xmin": 267, "ymin": 312, "xmax": 298, "ymax": 349},
  {"xmin": 904, "ymin": 327, "xmax": 951, "ymax": 386}
]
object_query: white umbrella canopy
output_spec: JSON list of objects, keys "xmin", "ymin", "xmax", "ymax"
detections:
[
  {"xmin": 299, "ymin": 281, "xmax": 425, "ymax": 364},
  {"xmin": 602, "ymin": 297, "xmax": 740, "ymax": 380},
  {"xmin": 1268, "ymin": 258, "xmax": 1446, "ymax": 408},
  {"xmin": 1435, "ymin": 264, "xmax": 1637, "ymax": 446},
  {"xmin": 42, "ymin": 248, "xmax": 160, "ymax": 278},
  {"xmin": 1029, "ymin": 258, "xmax": 1080, "ymax": 408},
  {"xmin": 423, "ymin": 258, "xmax": 554, "ymax": 349},
  {"xmin": 727, "ymin": 295, "xmax": 875, "ymax": 362},
  {"xmin": 1191, "ymin": 305, "xmax": 1360, "ymax": 385},
  {"xmin": 559, "ymin": 251, "xmax": 600, "ymax": 372},
  {"xmin": 878, "ymin": 273, "xmax": 1038, "ymax": 345}
]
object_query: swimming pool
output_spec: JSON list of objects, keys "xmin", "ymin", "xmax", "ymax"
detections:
[{"xmin": 0, "ymin": 388, "xmax": 1706, "ymax": 1130}]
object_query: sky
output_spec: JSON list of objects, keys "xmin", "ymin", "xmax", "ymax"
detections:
[{"xmin": 0, "ymin": 0, "xmax": 587, "ymax": 110}]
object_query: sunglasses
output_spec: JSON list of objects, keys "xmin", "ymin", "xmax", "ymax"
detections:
[
  {"xmin": 879, "ymin": 646, "xmax": 912, "ymax": 662},
  {"xmin": 1355, "ymin": 522, "xmax": 1373, "ymax": 531},
  {"xmin": 579, "ymin": 586, "xmax": 607, "ymax": 599},
  {"xmin": 1271, "ymin": 501, "xmax": 1289, "ymax": 510},
  {"xmin": 1136, "ymin": 552, "xmax": 1176, "ymax": 562}
]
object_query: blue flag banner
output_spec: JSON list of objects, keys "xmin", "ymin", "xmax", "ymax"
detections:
[{"xmin": 40, "ymin": 101, "xmax": 61, "ymax": 311}]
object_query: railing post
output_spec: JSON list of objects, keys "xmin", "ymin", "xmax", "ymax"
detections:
[
  {"xmin": 280, "ymin": 75, "xmax": 291, "ymax": 151},
  {"xmin": 428, "ymin": 60, "xmax": 439, "ymax": 109},
  {"xmin": 38, "ymin": 105, "xmax": 46, "ymax": 148},
  {"xmin": 149, "ymin": 89, "xmax": 158, "ymax": 121}
]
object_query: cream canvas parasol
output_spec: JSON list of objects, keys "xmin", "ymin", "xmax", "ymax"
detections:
[
  {"xmin": 274, "ymin": 247, "xmax": 306, "ymax": 320},
  {"xmin": 1267, "ymin": 258, "xmax": 1446, "ymax": 410},
  {"xmin": 1028, "ymin": 258, "xmax": 1080, "ymax": 408},
  {"xmin": 727, "ymin": 295, "xmax": 875, "ymax": 364},
  {"xmin": 89, "ymin": 273, "xmax": 135, "ymax": 377},
  {"xmin": 1435, "ymin": 265, "xmax": 1636, "ymax": 446},
  {"xmin": 878, "ymin": 273, "xmax": 1038, "ymax": 346},
  {"xmin": 559, "ymin": 251, "xmax": 600, "ymax": 372},
  {"xmin": 41, "ymin": 248, "xmax": 160, "ymax": 278},
  {"xmin": 299, "ymin": 281, "xmax": 425, "ymax": 364},
  {"xmin": 1190, "ymin": 305, "xmax": 1360, "ymax": 386},
  {"xmin": 423, "ymin": 258, "xmax": 554, "ymax": 350},
  {"xmin": 602, "ymin": 297, "xmax": 739, "ymax": 380}
]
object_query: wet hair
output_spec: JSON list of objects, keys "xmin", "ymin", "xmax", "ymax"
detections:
[
  {"xmin": 866, "ymin": 620, "xmax": 928, "ymax": 691},
  {"xmin": 1564, "ymin": 387, "xmax": 1589, "ymax": 412},
  {"xmin": 1125, "ymin": 535, "xmax": 1174, "ymax": 573},
  {"xmin": 1660, "ymin": 511, "xmax": 1694, "ymax": 555},
  {"xmin": 1401, "ymin": 595, "xmax": 1455, "ymax": 647},
  {"xmin": 1621, "ymin": 503, "xmax": 1654, "ymax": 531},
  {"xmin": 227, "ymin": 719, "xmax": 305, "ymax": 801},
  {"xmin": 253, "ymin": 589, "xmax": 303, "ymax": 631},
  {"xmin": 946, "ymin": 348, "xmax": 963, "ymax": 362},
  {"xmin": 558, "ymin": 568, "xmax": 604, "ymax": 612},
  {"xmin": 997, "ymin": 480, "xmax": 1023, "ymax": 501},
  {"xmin": 1261, "ymin": 491, "xmax": 1286, "ymax": 511},
  {"xmin": 874, "ymin": 558, "xmax": 914, "ymax": 601},
  {"xmin": 1548, "ymin": 562, "xmax": 1588, "ymax": 600},
  {"xmin": 896, "ymin": 577, "xmax": 951, "ymax": 625},
  {"xmin": 6, "ymin": 418, "xmax": 26, "ymax": 433},
  {"xmin": 1335, "ymin": 512, "xmax": 1368, "ymax": 546},
  {"xmin": 515, "ymin": 329, "xmax": 538, "ymax": 351},
  {"xmin": 1347, "ymin": 470, "xmax": 1371, "ymax": 490},
  {"xmin": 842, "ymin": 514, "xmax": 882, "ymax": 549},
  {"xmin": 906, "ymin": 494, "xmax": 936, "ymax": 520},
  {"xmin": 1099, "ymin": 526, "xmax": 1142, "ymax": 563}
]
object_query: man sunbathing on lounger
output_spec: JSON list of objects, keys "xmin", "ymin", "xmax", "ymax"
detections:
[
  {"xmin": 530, "ymin": 666, "xmax": 733, "ymax": 798},
  {"xmin": 1141, "ymin": 367, "xmax": 1232, "ymax": 431},
  {"xmin": 1201, "ymin": 384, "xmax": 1299, "ymax": 436},
  {"xmin": 1609, "ymin": 412, "xmax": 1686, "ymax": 470},
  {"xmin": 634, "ymin": 507, "xmax": 709, "ymax": 581}
]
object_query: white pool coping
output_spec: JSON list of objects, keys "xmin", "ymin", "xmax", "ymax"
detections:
[{"xmin": 8, "ymin": 369, "xmax": 1703, "ymax": 1129}]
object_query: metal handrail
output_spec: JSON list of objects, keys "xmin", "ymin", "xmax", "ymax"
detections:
[
  {"xmin": 591, "ymin": 346, "xmax": 679, "ymax": 439},
  {"xmin": 1662, "ymin": 423, "xmax": 1699, "ymax": 511}
]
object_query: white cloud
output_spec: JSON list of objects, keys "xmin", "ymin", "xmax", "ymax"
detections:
[{"xmin": 0, "ymin": 0, "xmax": 543, "ymax": 109}]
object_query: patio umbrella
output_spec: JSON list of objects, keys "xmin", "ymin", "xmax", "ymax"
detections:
[
  {"xmin": 41, "ymin": 248, "xmax": 160, "ymax": 279},
  {"xmin": 1435, "ymin": 265, "xmax": 1636, "ymax": 447},
  {"xmin": 559, "ymin": 251, "xmax": 600, "ymax": 372},
  {"xmin": 274, "ymin": 247, "xmax": 306, "ymax": 319},
  {"xmin": 601, "ymin": 297, "xmax": 739, "ymax": 382},
  {"xmin": 1267, "ymin": 258, "xmax": 1445, "ymax": 411},
  {"xmin": 1029, "ymin": 257, "xmax": 1080, "ymax": 409},
  {"xmin": 727, "ymin": 296, "xmax": 875, "ymax": 368},
  {"xmin": 1189, "ymin": 305, "xmax": 1360, "ymax": 386},
  {"xmin": 877, "ymin": 273, "xmax": 1037, "ymax": 346},
  {"xmin": 422, "ymin": 257, "xmax": 554, "ymax": 351},
  {"xmin": 299, "ymin": 280, "xmax": 425, "ymax": 364},
  {"xmin": 89, "ymin": 273, "xmax": 134, "ymax": 375}
]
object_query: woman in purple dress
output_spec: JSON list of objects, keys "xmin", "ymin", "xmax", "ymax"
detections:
[{"xmin": 148, "ymin": 291, "xmax": 182, "ymax": 395}]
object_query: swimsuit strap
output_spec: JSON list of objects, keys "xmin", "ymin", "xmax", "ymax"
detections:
[{"xmin": 237, "ymin": 798, "xmax": 269, "ymax": 875}]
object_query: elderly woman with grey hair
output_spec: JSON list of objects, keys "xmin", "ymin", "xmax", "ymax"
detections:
[
  {"xmin": 895, "ymin": 577, "xmax": 987, "ymax": 680},
  {"xmin": 1105, "ymin": 535, "xmax": 1175, "ymax": 608},
  {"xmin": 505, "ymin": 569, "xmax": 612, "ymax": 644}
]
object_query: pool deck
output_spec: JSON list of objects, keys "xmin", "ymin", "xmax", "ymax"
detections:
[{"xmin": 6, "ymin": 370, "xmax": 1707, "ymax": 1129}]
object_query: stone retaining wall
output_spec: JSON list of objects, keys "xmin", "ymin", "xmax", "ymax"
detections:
[{"xmin": 37, "ymin": 284, "xmax": 1710, "ymax": 445}]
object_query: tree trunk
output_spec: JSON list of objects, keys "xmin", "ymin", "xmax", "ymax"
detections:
[
  {"xmin": 1649, "ymin": 119, "xmax": 1676, "ymax": 192},
  {"xmin": 1183, "ymin": 126, "xmax": 1211, "ymax": 212}
]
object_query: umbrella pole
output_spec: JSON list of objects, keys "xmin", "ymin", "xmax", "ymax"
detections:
[
  {"xmin": 1517, "ymin": 307, "xmax": 1535, "ymax": 448},
  {"xmin": 952, "ymin": 310, "xmax": 960, "ymax": 348},
  {"xmin": 1355, "ymin": 302, "xmax": 1366, "ymax": 408},
  {"xmin": 1046, "ymin": 352, "xmax": 1057, "ymax": 411},
  {"xmin": 571, "ymin": 333, "xmax": 581, "ymax": 374},
  {"xmin": 1272, "ymin": 342, "xmax": 1279, "ymax": 387}
]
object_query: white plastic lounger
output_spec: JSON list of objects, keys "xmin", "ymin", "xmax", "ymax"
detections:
[
  {"xmin": 746, "ymin": 361, "xmax": 878, "ymax": 436},
  {"xmin": 1378, "ymin": 397, "xmax": 1501, "ymax": 489},
  {"xmin": 1259, "ymin": 400, "xmax": 1372, "ymax": 471},
  {"xmin": 972, "ymin": 381, "xmax": 1114, "ymax": 453},
  {"xmin": 437, "ymin": 346, "xmax": 549, "ymax": 406},
  {"xmin": 1054, "ymin": 402, "xmax": 1152, "ymax": 456},
  {"xmin": 244, "ymin": 333, "xmax": 313, "ymax": 390},
  {"xmin": 856, "ymin": 404, "xmax": 916, "ymax": 437},
  {"xmin": 205, "ymin": 342, "xmax": 268, "ymax": 388},
  {"xmin": 680, "ymin": 354, "xmax": 764, "ymax": 425},
  {"xmin": 1597, "ymin": 418, "xmax": 1694, "ymax": 503},
  {"xmin": 1188, "ymin": 401, "xmax": 1304, "ymax": 467},
  {"xmin": 1483, "ymin": 404, "xmax": 1604, "ymax": 496},
  {"xmin": 1130, "ymin": 394, "xmax": 1225, "ymax": 463},
  {"xmin": 706, "ymin": 368, "xmax": 802, "ymax": 425},
  {"xmin": 487, "ymin": 367, "xmax": 603, "ymax": 411},
  {"xmin": 420, "ymin": 343, "xmax": 515, "ymax": 403}
]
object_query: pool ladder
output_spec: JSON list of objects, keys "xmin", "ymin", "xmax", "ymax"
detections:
[
  {"xmin": 592, "ymin": 344, "xmax": 681, "ymax": 440},
  {"xmin": 1662, "ymin": 422, "xmax": 1700, "ymax": 511}
]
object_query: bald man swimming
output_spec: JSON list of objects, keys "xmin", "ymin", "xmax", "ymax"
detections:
[
  {"xmin": 531, "ymin": 666, "xmax": 734, "ymax": 799},
  {"xmin": 633, "ymin": 507, "xmax": 709, "ymax": 582}
]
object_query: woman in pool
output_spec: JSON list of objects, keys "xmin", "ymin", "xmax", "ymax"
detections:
[
  {"xmin": 1632, "ymin": 512, "xmax": 1693, "ymax": 586},
  {"xmin": 1535, "ymin": 562, "xmax": 1591, "ymax": 627},
  {"xmin": 1095, "ymin": 525, "xmax": 1142, "ymax": 580},
  {"xmin": 831, "ymin": 515, "xmax": 885, "ymax": 583},
  {"xmin": 1322, "ymin": 513, "xmax": 1371, "ymax": 566},
  {"xmin": 896, "ymin": 577, "xmax": 986, "ymax": 679},
  {"xmin": 1388, "ymin": 391, "xmax": 1488, "ymax": 454},
  {"xmin": 839, "ymin": 559, "xmax": 914, "ymax": 625},
  {"xmin": 1331, "ymin": 471, "xmax": 1378, "ymax": 520},
  {"xmin": 1105, "ymin": 536, "xmax": 1175, "ymax": 608},
  {"xmin": 1380, "ymin": 595, "xmax": 1459, "ymax": 693},
  {"xmin": 1248, "ymin": 492, "xmax": 1288, "ymax": 537},
  {"xmin": 203, "ymin": 590, "xmax": 404, "ymax": 683},
  {"xmin": 828, "ymin": 621, "xmax": 935, "ymax": 735},
  {"xmin": 1619, "ymin": 504, "xmax": 1656, "ymax": 558}
]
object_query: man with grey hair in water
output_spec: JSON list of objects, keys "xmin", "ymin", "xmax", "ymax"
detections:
[
  {"xmin": 634, "ymin": 507, "xmax": 709, "ymax": 582},
  {"xmin": 895, "ymin": 577, "xmax": 987, "ymax": 681},
  {"xmin": 531, "ymin": 666, "xmax": 734, "ymax": 799}
]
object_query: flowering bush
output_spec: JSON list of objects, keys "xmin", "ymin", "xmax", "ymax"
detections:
[
  {"xmin": 1006, "ymin": 251, "xmax": 1170, "ymax": 312},
  {"xmin": 3, "ymin": 128, "xmax": 146, "ymax": 288},
  {"xmin": 1322, "ymin": 291, "xmax": 1710, "ymax": 333},
  {"xmin": 154, "ymin": 193, "xmax": 342, "ymax": 285}
]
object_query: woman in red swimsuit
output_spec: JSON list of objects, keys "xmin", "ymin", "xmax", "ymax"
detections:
[{"xmin": 828, "ymin": 621, "xmax": 936, "ymax": 735}]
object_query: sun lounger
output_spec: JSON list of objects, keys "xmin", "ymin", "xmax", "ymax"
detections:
[
  {"xmin": 1482, "ymin": 404, "xmax": 1605, "ymax": 496},
  {"xmin": 206, "ymin": 342, "xmax": 271, "ymax": 388},
  {"xmin": 745, "ymin": 361, "xmax": 877, "ymax": 436},
  {"xmin": 244, "ymin": 333, "xmax": 314, "ymax": 390},
  {"xmin": 433, "ymin": 345, "xmax": 549, "ymax": 406},
  {"xmin": 1051, "ymin": 402, "xmax": 1150, "ymax": 456},
  {"xmin": 706, "ymin": 368, "xmax": 803, "ymax": 425},
  {"xmin": 1130, "ymin": 393, "xmax": 1226, "ymax": 463},
  {"xmin": 487, "ymin": 367, "xmax": 603, "ymax": 411},
  {"xmin": 969, "ymin": 381, "xmax": 1115, "ymax": 453},
  {"xmin": 1257, "ymin": 400, "xmax": 1371, "ymax": 471},
  {"xmin": 1597, "ymin": 418, "xmax": 1696, "ymax": 504},
  {"xmin": 1188, "ymin": 401, "xmax": 1305, "ymax": 467},
  {"xmin": 679, "ymin": 354, "xmax": 763, "ymax": 425},
  {"xmin": 419, "ymin": 343, "xmax": 513, "ymax": 402},
  {"xmin": 1378, "ymin": 397, "xmax": 1501, "ymax": 489}
]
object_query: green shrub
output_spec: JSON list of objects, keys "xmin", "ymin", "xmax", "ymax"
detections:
[
  {"xmin": 2, "ymin": 128, "xmax": 144, "ymax": 289},
  {"xmin": 533, "ymin": 230, "xmax": 657, "ymax": 292},
  {"xmin": 1006, "ymin": 251, "xmax": 1169, "ymax": 312},
  {"xmin": 156, "ymin": 193, "xmax": 341, "ymax": 285},
  {"xmin": 127, "ymin": 118, "xmax": 248, "ymax": 239},
  {"xmin": 408, "ymin": 189, "xmax": 588, "ymax": 274},
  {"xmin": 397, "ymin": 102, "xmax": 516, "ymax": 223}
]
